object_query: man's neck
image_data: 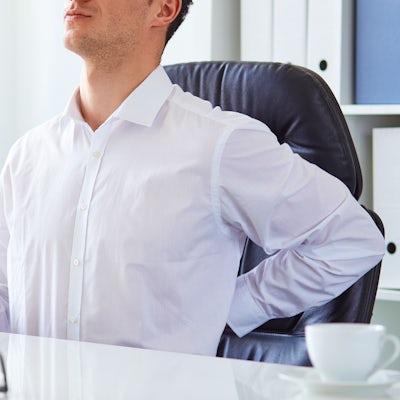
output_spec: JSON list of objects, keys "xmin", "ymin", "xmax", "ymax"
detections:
[{"xmin": 79, "ymin": 57, "xmax": 159, "ymax": 131}]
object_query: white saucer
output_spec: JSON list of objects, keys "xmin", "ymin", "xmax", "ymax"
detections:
[{"xmin": 279, "ymin": 369, "xmax": 400, "ymax": 397}]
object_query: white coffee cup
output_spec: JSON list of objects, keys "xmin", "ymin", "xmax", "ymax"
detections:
[{"xmin": 305, "ymin": 323, "xmax": 400, "ymax": 382}]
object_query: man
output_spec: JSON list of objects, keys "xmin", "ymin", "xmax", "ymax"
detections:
[{"xmin": 0, "ymin": 0, "xmax": 384, "ymax": 356}]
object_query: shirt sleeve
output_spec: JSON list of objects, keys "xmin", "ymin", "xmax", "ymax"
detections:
[
  {"xmin": 218, "ymin": 127, "xmax": 385, "ymax": 338},
  {"xmin": 0, "ymin": 164, "xmax": 10, "ymax": 332}
]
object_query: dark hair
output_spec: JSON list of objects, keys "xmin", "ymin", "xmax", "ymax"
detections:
[{"xmin": 166, "ymin": 0, "xmax": 193, "ymax": 44}]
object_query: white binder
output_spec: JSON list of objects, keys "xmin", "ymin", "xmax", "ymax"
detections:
[
  {"xmin": 306, "ymin": 0, "xmax": 354, "ymax": 104},
  {"xmin": 162, "ymin": 0, "xmax": 240, "ymax": 65},
  {"xmin": 373, "ymin": 127, "xmax": 400, "ymax": 289},
  {"xmin": 272, "ymin": 0, "xmax": 307, "ymax": 66},
  {"xmin": 240, "ymin": 0, "xmax": 273, "ymax": 61}
]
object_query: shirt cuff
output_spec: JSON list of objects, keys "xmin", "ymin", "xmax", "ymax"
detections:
[{"xmin": 226, "ymin": 275, "xmax": 268, "ymax": 338}]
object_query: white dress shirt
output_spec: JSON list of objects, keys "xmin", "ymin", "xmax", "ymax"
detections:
[{"xmin": 0, "ymin": 66, "xmax": 385, "ymax": 355}]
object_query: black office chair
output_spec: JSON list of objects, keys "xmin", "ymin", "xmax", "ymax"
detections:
[{"xmin": 165, "ymin": 62, "xmax": 383, "ymax": 366}]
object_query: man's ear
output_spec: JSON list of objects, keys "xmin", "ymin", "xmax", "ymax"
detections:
[{"xmin": 152, "ymin": 0, "xmax": 182, "ymax": 27}]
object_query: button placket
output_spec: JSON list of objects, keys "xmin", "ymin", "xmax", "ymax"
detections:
[{"xmin": 66, "ymin": 123, "xmax": 114, "ymax": 340}]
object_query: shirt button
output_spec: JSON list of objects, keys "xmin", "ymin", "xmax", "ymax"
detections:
[
  {"xmin": 73, "ymin": 258, "xmax": 80, "ymax": 267},
  {"xmin": 92, "ymin": 151, "xmax": 101, "ymax": 158},
  {"xmin": 69, "ymin": 316, "xmax": 78, "ymax": 324},
  {"xmin": 79, "ymin": 203, "xmax": 88, "ymax": 211}
]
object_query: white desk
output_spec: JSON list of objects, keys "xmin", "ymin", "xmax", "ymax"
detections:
[{"xmin": 0, "ymin": 333, "xmax": 398, "ymax": 399}]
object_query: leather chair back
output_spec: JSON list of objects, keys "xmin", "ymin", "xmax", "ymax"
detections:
[{"xmin": 165, "ymin": 62, "xmax": 383, "ymax": 365}]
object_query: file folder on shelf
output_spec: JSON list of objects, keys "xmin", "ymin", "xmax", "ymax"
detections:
[
  {"xmin": 373, "ymin": 127, "xmax": 400, "ymax": 289},
  {"xmin": 272, "ymin": 0, "xmax": 307, "ymax": 66},
  {"xmin": 240, "ymin": 0, "xmax": 273, "ymax": 61},
  {"xmin": 306, "ymin": 0, "xmax": 354, "ymax": 104},
  {"xmin": 356, "ymin": 0, "xmax": 400, "ymax": 104}
]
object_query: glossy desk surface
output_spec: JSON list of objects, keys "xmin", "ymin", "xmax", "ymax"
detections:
[{"xmin": 0, "ymin": 333, "xmax": 398, "ymax": 399}]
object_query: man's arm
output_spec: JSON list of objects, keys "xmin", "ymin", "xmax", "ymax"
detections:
[{"xmin": 216, "ymin": 128, "xmax": 385, "ymax": 337}]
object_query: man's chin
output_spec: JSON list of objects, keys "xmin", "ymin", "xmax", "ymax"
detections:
[
  {"xmin": 63, "ymin": 35, "xmax": 88, "ymax": 58},
  {"xmin": 63, "ymin": 38, "xmax": 78, "ymax": 56}
]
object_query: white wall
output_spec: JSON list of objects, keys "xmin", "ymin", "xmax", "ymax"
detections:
[
  {"xmin": 0, "ymin": 3, "xmax": 17, "ymax": 165},
  {"xmin": 0, "ymin": 1, "xmax": 82, "ymax": 167},
  {"xmin": 15, "ymin": 1, "xmax": 82, "ymax": 135}
]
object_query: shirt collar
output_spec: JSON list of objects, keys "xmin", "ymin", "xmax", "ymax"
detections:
[
  {"xmin": 62, "ymin": 88, "xmax": 84, "ymax": 123},
  {"xmin": 62, "ymin": 65, "xmax": 174, "ymax": 128},
  {"xmin": 114, "ymin": 65, "xmax": 173, "ymax": 127}
]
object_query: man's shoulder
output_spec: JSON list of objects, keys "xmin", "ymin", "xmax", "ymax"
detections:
[
  {"xmin": 7, "ymin": 114, "xmax": 63, "ymax": 162},
  {"xmin": 167, "ymin": 85, "xmax": 268, "ymax": 133},
  {"xmin": 20, "ymin": 114, "xmax": 63, "ymax": 143},
  {"xmin": 25, "ymin": 114, "xmax": 63, "ymax": 137}
]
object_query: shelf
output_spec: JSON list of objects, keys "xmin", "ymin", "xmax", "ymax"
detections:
[
  {"xmin": 341, "ymin": 104, "xmax": 400, "ymax": 116},
  {"xmin": 376, "ymin": 289, "xmax": 400, "ymax": 302}
]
